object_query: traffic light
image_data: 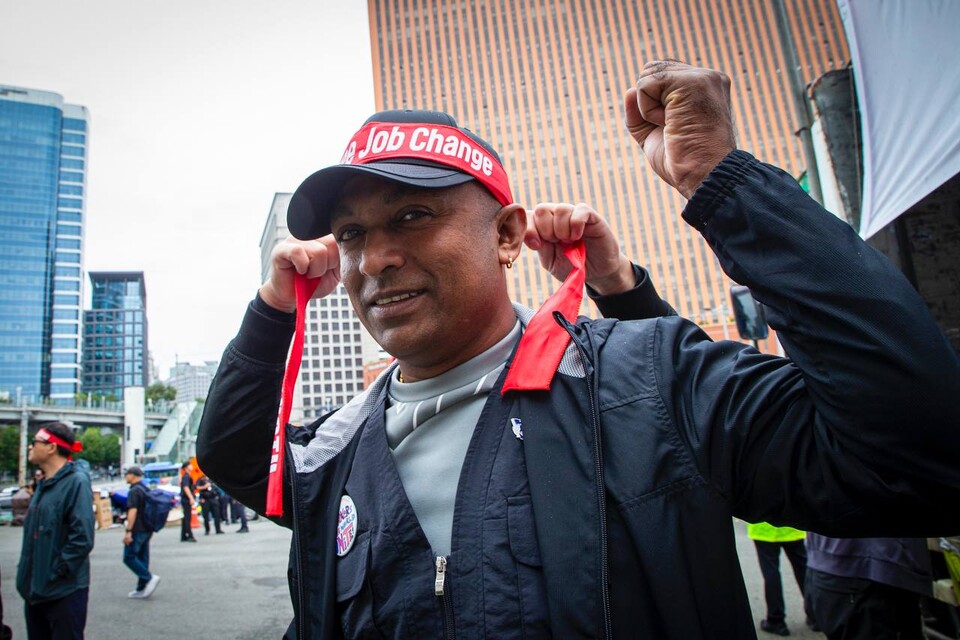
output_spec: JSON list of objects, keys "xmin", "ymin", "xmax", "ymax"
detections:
[{"xmin": 729, "ymin": 285, "xmax": 769, "ymax": 341}]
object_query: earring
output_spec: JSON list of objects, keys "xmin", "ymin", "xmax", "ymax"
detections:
[{"xmin": 506, "ymin": 257, "xmax": 513, "ymax": 269}]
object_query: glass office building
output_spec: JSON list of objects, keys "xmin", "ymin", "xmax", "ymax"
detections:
[
  {"xmin": 0, "ymin": 86, "xmax": 88, "ymax": 404},
  {"xmin": 82, "ymin": 271, "xmax": 149, "ymax": 399}
]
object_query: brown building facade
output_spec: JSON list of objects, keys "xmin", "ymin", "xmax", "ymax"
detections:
[{"xmin": 365, "ymin": 0, "xmax": 849, "ymax": 350}]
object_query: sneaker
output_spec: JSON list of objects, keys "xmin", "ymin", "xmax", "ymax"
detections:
[
  {"xmin": 760, "ymin": 619, "xmax": 790, "ymax": 636},
  {"xmin": 127, "ymin": 589, "xmax": 146, "ymax": 599},
  {"xmin": 215, "ymin": 531, "xmax": 225, "ymax": 535},
  {"xmin": 181, "ymin": 538, "xmax": 197, "ymax": 543},
  {"xmin": 237, "ymin": 528, "xmax": 249, "ymax": 533},
  {"xmin": 141, "ymin": 575, "xmax": 161, "ymax": 598}
]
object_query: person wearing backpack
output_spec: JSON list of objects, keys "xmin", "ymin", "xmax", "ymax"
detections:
[{"xmin": 123, "ymin": 466, "xmax": 160, "ymax": 599}]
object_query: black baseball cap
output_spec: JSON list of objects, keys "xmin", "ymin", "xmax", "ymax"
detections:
[{"xmin": 287, "ymin": 109, "xmax": 510, "ymax": 240}]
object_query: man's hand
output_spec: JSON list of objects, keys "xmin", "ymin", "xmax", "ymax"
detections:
[
  {"xmin": 123, "ymin": 532, "xmax": 133, "ymax": 546},
  {"xmin": 259, "ymin": 236, "xmax": 342, "ymax": 313},
  {"xmin": 523, "ymin": 202, "xmax": 636, "ymax": 296},
  {"xmin": 624, "ymin": 60, "xmax": 736, "ymax": 199}
]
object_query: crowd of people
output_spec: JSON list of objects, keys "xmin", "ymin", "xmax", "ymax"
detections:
[{"xmin": 3, "ymin": 426, "xmax": 256, "ymax": 639}]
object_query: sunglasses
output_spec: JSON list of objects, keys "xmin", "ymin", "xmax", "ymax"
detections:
[{"xmin": 30, "ymin": 439, "xmax": 52, "ymax": 447}]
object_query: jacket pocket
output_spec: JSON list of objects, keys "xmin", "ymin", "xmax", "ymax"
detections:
[
  {"xmin": 507, "ymin": 496, "xmax": 542, "ymax": 567},
  {"xmin": 336, "ymin": 531, "xmax": 378, "ymax": 637},
  {"xmin": 507, "ymin": 496, "xmax": 549, "ymax": 635}
]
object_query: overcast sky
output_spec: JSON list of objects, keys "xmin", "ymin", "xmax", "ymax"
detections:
[{"xmin": 1, "ymin": 0, "xmax": 375, "ymax": 379}]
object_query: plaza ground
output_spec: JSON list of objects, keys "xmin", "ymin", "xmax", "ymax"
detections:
[{"xmin": 0, "ymin": 516, "xmax": 820, "ymax": 638}]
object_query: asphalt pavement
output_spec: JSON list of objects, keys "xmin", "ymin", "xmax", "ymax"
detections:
[{"xmin": 1, "ymin": 515, "xmax": 822, "ymax": 638}]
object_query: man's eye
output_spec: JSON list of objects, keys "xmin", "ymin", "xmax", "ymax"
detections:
[
  {"xmin": 399, "ymin": 209, "xmax": 430, "ymax": 222},
  {"xmin": 336, "ymin": 228, "xmax": 363, "ymax": 242}
]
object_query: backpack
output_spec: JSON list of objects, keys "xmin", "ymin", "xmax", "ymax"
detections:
[{"xmin": 136, "ymin": 486, "xmax": 175, "ymax": 533}]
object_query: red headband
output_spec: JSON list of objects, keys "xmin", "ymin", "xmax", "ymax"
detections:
[
  {"xmin": 36, "ymin": 428, "xmax": 83, "ymax": 453},
  {"xmin": 340, "ymin": 122, "xmax": 514, "ymax": 206}
]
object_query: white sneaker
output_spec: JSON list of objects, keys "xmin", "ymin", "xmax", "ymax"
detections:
[
  {"xmin": 141, "ymin": 574, "xmax": 161, "ymax": 598},
  {"xmin": 127, "ymin": 589, "xmax": 146, "ymax": 599}
]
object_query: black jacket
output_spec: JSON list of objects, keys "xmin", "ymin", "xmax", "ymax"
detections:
[
  {"xmin": 16, "ymin": 462, "xmax": 95, "ymax": 605},
  {"xmin": 198, "ymin": 151, "xmax": 960, "ymax": 638}
]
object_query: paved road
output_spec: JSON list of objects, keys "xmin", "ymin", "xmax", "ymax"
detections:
[
  {"xmin": 1, "ymin": 516, "xmax": 821, "ymax": 638},
  {"xmin": 1, "ymin": 517, "xmax": 293, "ymax": 639}
]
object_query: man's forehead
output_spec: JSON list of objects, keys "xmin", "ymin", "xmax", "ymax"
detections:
[{"xmin": 330, "ymin": 178, "xmax": 456, "ymax": 220}]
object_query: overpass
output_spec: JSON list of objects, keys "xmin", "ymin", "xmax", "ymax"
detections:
[{"xmin": 0, "ymin": 403, "xmax": 169, "ymax": 430}]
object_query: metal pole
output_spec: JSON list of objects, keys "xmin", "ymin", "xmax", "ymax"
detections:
[
  {"xmin": 18, "ymin": 400, "xmax": 28, "ymax": 487},
  {"xmin": 772, "ymin": 0, "xmax": 823, "ymax": 203}
]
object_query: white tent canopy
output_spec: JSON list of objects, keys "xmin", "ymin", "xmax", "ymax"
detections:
[{"xmin": 838, "ymin": 0, "xmax": 960, "ymax": 238}]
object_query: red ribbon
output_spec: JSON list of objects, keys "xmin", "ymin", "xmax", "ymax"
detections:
[
  {"xmin": 265, "ymin": 274, "xmax": 321, "ymax": 517},
  {"xmin": 502, "ymin": 242, "xmax": 586, "ymax": 393}
]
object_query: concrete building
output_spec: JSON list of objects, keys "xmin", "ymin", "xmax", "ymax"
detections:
[
  {"xmin": 364, "ymin": 0, "xmax": 849, "ymax": 346},
  {"xmin": 169, "ymin": 360, "xmax": 219, "ymax": 403},
  {"xmin": 0, "ymin": 85, "xmax": 89, "ymax": 403},
  {"xmin": 82, "ymin": 271, "xmax": 149, "ymax": 399}
]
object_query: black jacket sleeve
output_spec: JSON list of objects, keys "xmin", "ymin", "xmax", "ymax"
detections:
[
  {"xmin": 196, "ymin": 294, "xmax": 295, "ymax": 519},
  {"xmin": 590, "ymin": 263, "xmax": 677, "ymax": 320},
  {"xmin": 658, "ymin": 150, "xmax": 960, "ymax": 535}
]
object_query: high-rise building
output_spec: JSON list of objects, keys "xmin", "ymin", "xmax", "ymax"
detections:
[
  {"xmin": 0, "ymin": 85, "xmax": 89, "ymax": 403},
  {"xmin": 260, "ymin": 193, "xmax": 382, "ymax": 422},
  {"xmin": 82, "ymin": 271, "xmax": 149, "ymax": 399},
  {"xmin": 365, "ymin": 0, "xmax": 849, "ymax": 345},
  {"xmin": 169, "ymin": 360, "xmax": 219, "ymax": 403}
]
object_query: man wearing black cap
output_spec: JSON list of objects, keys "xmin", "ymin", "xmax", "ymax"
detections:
[
  {"xmin": 198, "ymin": 60, "xmax": 960, "ymax": 638},
  {"xmin": 123, "ymin": 465, "xmax": 161, "ymax": 599}
]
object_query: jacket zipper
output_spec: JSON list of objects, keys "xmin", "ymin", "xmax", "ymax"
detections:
[
  {"xmin": 289, "ymin": 448, "xmax": 307, "ymax": 640},
  {"xmin": 435, "ymin": 555, "xmax": 455, "ymax": 639},
  {"xmin": 559, "ymin": 314, "xmax": 613, "ymax": 639}
]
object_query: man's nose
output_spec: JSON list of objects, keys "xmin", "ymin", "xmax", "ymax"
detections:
[{"xmin": 358, "ymin": 229, "xmax": 405, "ymax": 277}]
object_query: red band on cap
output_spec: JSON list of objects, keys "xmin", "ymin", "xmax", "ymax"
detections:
[
  {"xmin": 340, "ymin": 122, "xmax": 513, "ymax": 206},
  {"xmin": 36, "ymin": 427, "xmax": 83, "ymax": 453}
]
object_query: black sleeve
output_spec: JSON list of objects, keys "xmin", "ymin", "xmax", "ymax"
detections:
[
  {"xmin": 656, "ymin": 150, "xmax": 960, "ymax": 535},
  {"xmin": 589, "ymin": 263, "xmax": 677, "ymax": 320}
]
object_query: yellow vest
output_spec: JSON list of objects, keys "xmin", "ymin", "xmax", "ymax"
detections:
[{"xmin": 746, "ymin": 521, "xmax": 806, "ymax": 543}]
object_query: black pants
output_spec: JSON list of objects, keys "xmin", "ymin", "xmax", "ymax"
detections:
[
  {"xmin": 181, "ymin": 500, "xmax": 195, "ymax": 540},
  {"xmin": 805, "ymin": 568, "xmax": 923, "ymax": 640},
  {"xmin": 754, "ymin": 539, "xmax": 808, "ymax": 623},
  {"xmin": 201, "ymin": 497, "xmax": 223, "ymax": 534},
  {"xmin": 24, "ymin": 588, "xmax": 88, "ymax": 640}
]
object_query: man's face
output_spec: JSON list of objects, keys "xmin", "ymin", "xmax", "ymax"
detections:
[
  {"xmin": 125, "ymin": 473, "xmax": 138, "ymax": 485},
  {"xmin": 331, "ymin": 175, "xmax": 512, "ymax": 377},
  {"xmin": 27, "ymin": 439, "xmax": 55, "ymax": 466}
]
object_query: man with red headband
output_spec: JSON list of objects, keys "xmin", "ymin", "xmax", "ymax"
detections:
[
  {"xmin": 17, "ymin": 422, "xmax": 94, "ymax": 639},
  {"xmin": 198, "ymin": 60, "xmax": 960, "ymax": 638}
]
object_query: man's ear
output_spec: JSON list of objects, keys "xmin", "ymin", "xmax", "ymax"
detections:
[{"xmin": 496, "ymin": 203, "xmax": 526, "ymax": 262}]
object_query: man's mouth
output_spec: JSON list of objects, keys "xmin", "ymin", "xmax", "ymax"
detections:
[{"xmin": 374, "ymin": 291, "xmax": 423, "ymax": 306}]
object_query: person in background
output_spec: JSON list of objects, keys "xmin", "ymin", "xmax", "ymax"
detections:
[
  {"xmin": 179, "ymin": 461, "xmax": 197, "ymax": 543},
  {"xmin": 196, "ymin": 475, "xmax": 224, "ymax": 535},
  {"xmin": 17, "ymin": 422, "xmax": 94, "ymax": 639},
  {"xmin": 123, "ymin": 465, "xmax": 161, "ymax": 599},
  {"xmin": 747, "ymin": 521, "xmax": 813, "ymax": 636},
  {"xmin": 805, "ymin": 535, "xmax": 932, "ymax": 639}
]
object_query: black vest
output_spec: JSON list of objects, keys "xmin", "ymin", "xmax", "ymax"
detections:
[{"xmin": 335, "ymin": 382, "xmax": 551, "ymax": 638}]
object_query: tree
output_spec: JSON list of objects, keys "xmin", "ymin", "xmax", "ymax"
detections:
[
  {"xmin": 74, "ymin": 427, "xmax": 120, "ymax": 468},
  {"xmin": 0, "ymin": 425, "xmax": 20, "ymax": 475},
  {"xmin": 146, "ymin": 383, "xmax": 177, "ymax": 403}
]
